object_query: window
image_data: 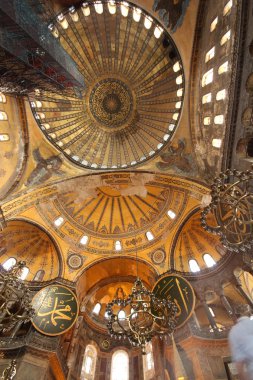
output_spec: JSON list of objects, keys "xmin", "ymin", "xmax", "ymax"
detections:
[
  {"xmin": 172, "ymin": 113, "xmax": 179, "ymax": 121},
  {"xmin": 115, "ymin": 241, "xmax": 122, "ymax": 251},
  {"xmin": 212, "ymin": 138, "xmax": 222, "ymax": 148},
  {"xmin": 223, "ymin": 0, "xmax": 233, "ymax": 16},
  {"xmin": 203, "ymin": 253, "xmax": 216, "ymax": 268},
  {"xmin": 19, "ymin": 266, "xmax": 29, "ymax": 280},
  {"xmin": 69, "ymin": 6, "xmax": 79, "ymax": 22},
  {"xmin": 118, "ymin": 310, "xmax": 126, "ymax": 320},
  {"xmin": 146, "ymin": 231, "xmax": 154, "ymax": 241},
  {"xmin": 209, "ymin": 306, "xmax": 215, "ymax": 317},
  {"xmin": 92, "ymin": 303, "xmax": 101, "ymax": 315},
  {"xmin": 177, "ymin": 88, "xmax": 183, "ymax": 97},
  {"xmin": 0, "ymin": 134, "xmax": 9, "ymax": 141},
  {"xmin": 189, "ymin": 259, "xmax": 200, "ymax": 272},
  {"xmin": 167, "ymin": 210, "xmax": 176, "ymax": 219},
  {"xmin": 2, "ymin": 258, "xmax": 16, "ymax": 271},
  {"xmin": 173, "ymin": 61, "xmax": 181, "ymax": 73},
  {"xmin": 94, "ymin": 1, "xmax": 103, "ymax": 14},
  {"xmin": 121, "ymin": 2, "xmax": 129, "ymax": 17},
  {"xmin": 202, "ymin": 69, "xmax": 213, "ymax": 87},
  {"xmin": 54, "ymin": 216, "xmax": 64, "ymax": 227},
  {"xmin": 216, "ymin": 89, "xmax": 226, "ymax": 101},
  {"xmin": 111, "ymin": 350, "xmax": 129, "ymax": 380},
  {"xmin": 143, "ymin": 342, "xmax": 155, "ymax": 380},
  {"xmin": 33, "ymin": 270, "xmax": 45, "ymax": 281},
  {"xmin": 205, "ymin": 47, "xmax": 215, "ymax": 62},
  {"xmin": 82, "ymin": 3, "xmax": 90, "ymax": 16},
  {"xmin": 133, "ymin": 8, "xmax": 141, "ymax": 22},
  {"xmin": 214, "ymin": 115, "xmax": 224, "ymax": 124},
  {"xmin": 144, "ymin": 15, "xmax": 152, "ymax": 29},
  {"xmin": 176, "ymin": 75, "xmax": 183, "ymax": 85},
  {"xmin": 218, "ymin": 61, "xmax": 229, "ymax": 75},
  {"xmin": 220, "ymin": 30, "xmax": 231, "ymax": 46},
  {"xmin": 210, "ymin": 17, "xmax": 218, "ymax": 32},
  {"xmin": 202, "ymin": 93, "xmax": 212, "ymax": 104},
  {"xmin": 80, "ymin": 235, "xmax": 88, "ymax": 245},
  {"xmin": 108, "ymin": 1, "xmax": 116, "ymax": 14},
  {"xmin": 154, "ymin": 26, "xmax": 163, "ymax": 39},
  {"xmin": 81, "ymin": 344, "xmax": 97, "ymax": 380},
  {"xmin": 203, "ymin": 117, "xmax": 211, "ymax": 125},
  {"xmin": 57, "ymin": 13, "xmax": 69, "ymax": 29},
  {"xmin": 0, "ymin": 93, "xmax": 6, "ymax": 103},
  {"xmin": 0, "ymin": 111, "xmax": 7, "ymax": 120},
  {"xmin": 175, "ymin": 101, "xmax": 182, "ymax": 109}
]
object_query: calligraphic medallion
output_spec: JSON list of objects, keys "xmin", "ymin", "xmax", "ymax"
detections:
[
  {"xmin": 32, "ymin": 285, "xmax": 78, "ymax": 336},
  {"xmin": 153, "ymin": 274, "xmax": 195, "ymax": 328}
]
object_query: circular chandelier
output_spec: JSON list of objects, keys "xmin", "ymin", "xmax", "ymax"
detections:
[
  {"xmin": 0, "ymin": 261, "xmax": 35, "ymax": 334},
  {"xmin": 201, "ymin": 167, "xmax": 253, "ymax": 253},
  {"xmin": 106, "ymin": 278, "xmax": 178, "ymax": 354}
]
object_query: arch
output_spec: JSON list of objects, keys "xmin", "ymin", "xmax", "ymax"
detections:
[
  {"xmin": 189, "ymin": 259, "xmax": 200, "ymax": 273},
  {"xmin": 0, "ymin": 219, "xmax": 62, "ymax": 281},
  {"xmin": 111, "ymin": 350, "xmax": 129, "ymax": 380},
  {"xmin": 81, "ymin": 344, "xmax": 97, "ymax": 380}
]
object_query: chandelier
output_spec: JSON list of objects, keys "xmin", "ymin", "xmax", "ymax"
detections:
[
  {"xmin": 106, "ymin": 277, "xmax": 178, "ymax": 354},
  {"xmin": 0, "ymin": 261, "xmax": 35, "ymax": 334},
  {"xmin": 201, "ymin": 167, "xmax": 253, "ymax": 253}
]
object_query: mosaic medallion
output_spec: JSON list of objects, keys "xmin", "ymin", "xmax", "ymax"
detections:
[
  {"xmin": 67, "ymin": 253, "xmax": 83, "ymax": 270},
  {"xmin": 151, "ymin": 249, "xmax": 166, "ymax": 265},
  {"xmin": 89, "ymin": 78, "xmax": 134, "ymax": 129}
]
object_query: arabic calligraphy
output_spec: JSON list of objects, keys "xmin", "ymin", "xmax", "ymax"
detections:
[
  {"xmin": 32, "ymin": 285, "xmax": 78, "ymax": 336},
  {"xmin": 153, "ymin": 274, "xmax": 195, "ymax": 328}
]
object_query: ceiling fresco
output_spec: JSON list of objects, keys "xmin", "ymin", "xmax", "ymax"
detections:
[{"xmin": 29, "ymin": 1, "xmax": 184, "ymax": 170}]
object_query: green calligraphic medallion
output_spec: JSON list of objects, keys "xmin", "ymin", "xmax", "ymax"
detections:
[
  {"xmin": 153, "ymin": 274, "xmax": 195, "ymax": 328},
  {"xmin": 32, "ymin": 285, "xmax": 78, "ymax": 336}
]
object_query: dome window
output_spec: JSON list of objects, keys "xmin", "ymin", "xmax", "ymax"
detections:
[
  {"xmin": 0, "ymin": 134, "xmax": 9, "ymax": 141},
  {"xmin": 92, "ymin": 303, "xmax": 101, "ymax": 315},
  {"xmin": 0, "ymin": 93, "xmax": 6, "ymax": 103},
  {"xmin": 154, "ymin": 26, "xmax": 163, "ymax": 39},
  {"xmin": 214, "ymin": 115, "xmax": 224, "ymax": 124},
  {"xmin": 118, "ymin": 310, "xmax": 126, "ymax": 320},
  {"xmin": 144, "ymin": 15, "xmax": 152, "ymax": 29},
  {"xmin": 115, "ymin": 241, "xmax": 122, "ymax": 251},
  {"xmin": 121, "ymin": 2, "xmax": 129, "ymax": 17},
  {"xmin": 108, "ymin": 1, "xmax": 116, "ymax": 14},
  {"xmin": 202, "ymin": 69, "xmax": 213, "ymax": 87},
  {"xmin": 216, "ymin": 89, "xmax": 226, "ymax": 101},
  {"xmin": 205, "ymin": 47, "xmax": 215, "ymax": 63},
  {"xmin": 203, "ymin": 117, "xmax": 211, "ymax": 125},
  {"xmin": 146, "ymin": 231, "xmax": 154, "ymax": 241},
  {"xmin": 212, "ymin": 139, "xmax": 222, "ymax": 148},
  {"xmin": 173, "ymin": 61, "xmax": 181, "ymax": 73},
  {"xmin": 223, "ymin": 0, "xmax": 233, "ymax": 16},
  {"xmin": 218, "ymin": 61, "xmax": 229, "ymax": 75},
  {"xmin": 57, "ymin": 13, "xmax": 69, "ymax": 29},
  {"xmin": 189, "ymin": 259, "xmax": 200, "ymax": 273},
  {"xmin": 0, "ymin": 111, "xmax": 7, "ymax": 120},
  {"xmin": 19, "ymin": 266, "xmax": 29, "ymax": 280},
  {"xmin": 202, "ymin": 93, "xmax": 212, "ymax": 104},
  {"xmin": 210, "ymin": 17, "xmax": 218, "ymax": 32},
  {"xmin": 177, "ymin": 88, "xmax": 183, "ymax": 97},
  {"xmin": 94, "ymin": 1, "xmax": 103, "ymax": 14},
  {"xmin": 176, "ymin": 75, "xmax": 183, "ymax": 85},
  {"xmin": 69, "ymin": 6, "xmax": 79, "ymax": 22},
  {"xmin": 82, "ymin": 3, "xmax": 90, "ymax": 17},
  {"xmin": 133, "ymin": 7, "xmax": 141, "ymax": 22},
  {"xmin": 54, "ymin": 216, "xmax": 64, "ymax": 227},
  {"xmin": 167, "ymin": 210, "xmax": 176, "ymax": 219},
  {"xmin": 80, "ymin": 235, "xmax": 88, "ymax": 245},
  {"xmin": 220, "ymin": 30, "xmax": 231, "ymax": 46},
  {"xmin": 2, "ymin": 258, "xmax": 16, "ymax": 271},
  {"xmin": 203, "ymin": 253, "xmax": 216, "ymax": 268}
]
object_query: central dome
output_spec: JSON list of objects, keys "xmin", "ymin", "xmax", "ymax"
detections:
[{"xmin": 30, "ymin": 1, "xmax": 184, "ymax": 169}]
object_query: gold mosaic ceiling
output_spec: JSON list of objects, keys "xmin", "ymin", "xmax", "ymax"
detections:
[{"xmin": 29, "ymin": 1, "xmax": 184, "ymax": 170}]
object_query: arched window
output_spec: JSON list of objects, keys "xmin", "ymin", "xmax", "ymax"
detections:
[
  {"xmin": 146, "ymin": 231, "xmax": 154, "ymax": 241},
  {"xmin": 81, "ymin": 344, "xmax": 97, "ymax": 380},
  {"xmin": 0, "ymin": 134, "xmax": 10, "ymax": 141},
  {"xmin": 0, "ymin": 111, "xmax": 7, "ymax": 120},
  {"xmin": 19, "ymin": 266, "xmax": 29, "ymax": 280},
  {"xmin": 203, "ymin": 253, "xmax": 216, "ymax": 268},
  {"xmin": 189, "ymin": 259, "xmax": 200, "ymax": 273},
  {"xmin": 143, "ymin": 342, "xmax": 155, "ymax": 380},
  {"xmin": 2, "ymin": 257, "xmax": 16, "ymax": 271},
  {"xmin": 118, "ymin": 310, "xmax": 126, "ymax": 320},
  {"xmin": 33, "ymin": 269, "xmax": 45, "ymax": 281},
  {"xmin": 111, "ymin": 350, "xmax": 129, "ymax": 380},
  {"xmin": 0, "ymin": 93, "xmax": 6, "ymax": 103},
  {"xmin": 92, "ymin": 303, "xmax": 101, "ymax": 315}
]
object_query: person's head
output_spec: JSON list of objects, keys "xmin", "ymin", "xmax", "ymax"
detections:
[{"xmin": 235, "ymin": 304, "xmax": 251, "ymax": 319}]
